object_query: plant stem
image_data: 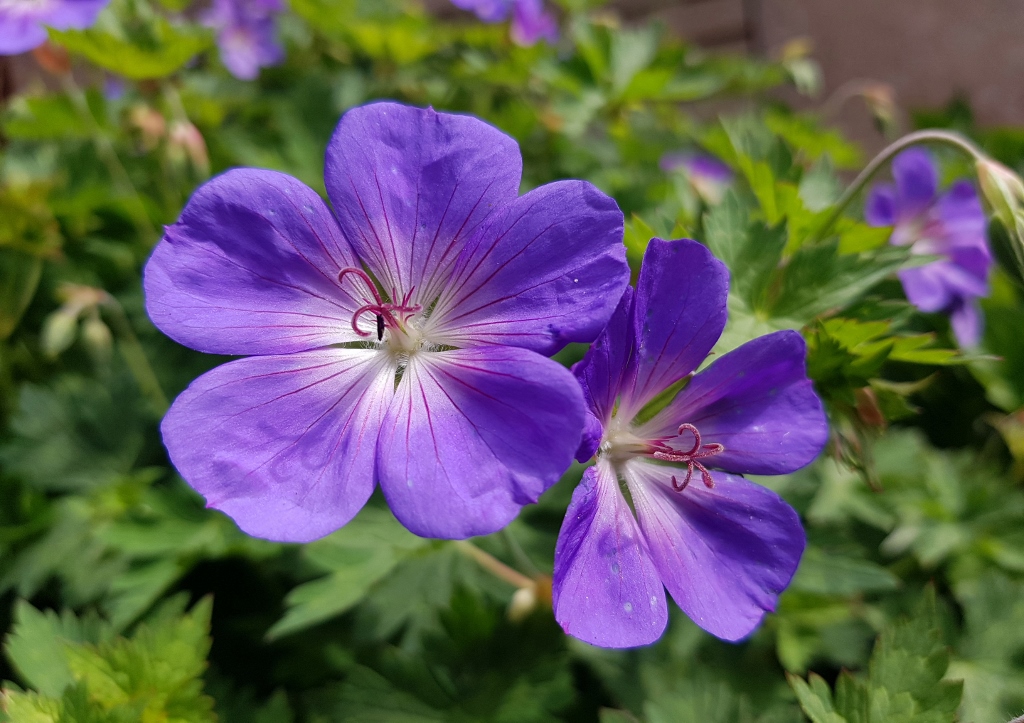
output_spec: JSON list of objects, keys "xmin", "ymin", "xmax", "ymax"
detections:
[
  {"xmin": 101, "ymin": 297, "xmax": 169, "ymax": 414},
  {"xmin": 809, "ymin": 129, "xmax": 986, "ymax": 245},
  {"xmin": 453, "ymin": 540, "xmax": 535, "ymax": 589}
]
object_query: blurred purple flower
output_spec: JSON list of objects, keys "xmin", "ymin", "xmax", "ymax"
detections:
[
  {"xmin": 145, "ymin": 102, "xmax": 628, "ymax": 543},
  {"xmin": 661, "ymin": 152, "xmax": 734, "ymax": 205},
  {"xmin": 866, "ymin": 148, "xmax": 992, "ymax": 347},
  {"xmin": 204, "ymin": 0, "xmax": 284, "ymax": 80},
  {"xmin": 553, "ymin": 238, "xmax": 827, "ymax": 648},
  {"xmin": 450, "ymin": 0, "xmax": 558, "ymax": 45},
  {"xmin": 0, "ymin": 0, "xmax": 109, "ymax": 55}
]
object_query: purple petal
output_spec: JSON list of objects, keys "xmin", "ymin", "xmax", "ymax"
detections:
[
  {"xmin": 217, "ymin": 20, "xmax": 283, "ymax": 80},
  {"xmin": 865, "ymin": 184, "xmax": 897, "ymax": 227},
  {"xmin": 627, "ymin": 463, "xmax": 805, "ymax": 642},
  {"xmin": 0, "ymin": 18, "xmax": 47, "ymax": 54},
  {"xmin": 638, "ymin": 331, "xmax": 828, "ymax": 475},
  {"xmin": 892, "ymin": 148, "xmax": 938, "ymax": 218},
  {"xmin": 621, "ymin": 238, "xmax": 728, "ymax": 416},
  {"xmin": 44, "ymin": 0, "xmax": 110, "ymax": 28},
  {"xmin": 898, "ymin": 261, "xmax": 986, "ymax": 313},
  {"xmin": 510, "ymin": 0, "xmax": 558, "ymax": 45},
  {"xmin": 950, "ymin": 297, "xmax": 983, "ymax": 347},
  {"xmin": 553, "ymin": 464, "xmax": 668, "ymax": 648},
  {"xmin": 144, "ymin": 169, "xmax": 363, "ymax": 356},
  {"xmin": 572, "ymin": 287, "xmax": 634, "ymax": 432},
  {"xmin": 449, "ymin": 0, "xmax": 512, "ymax": 22},
  {"xmin": 426, "ymin": 180, "xmax": 627, "ymax": 356},
  {"xmin": 323, "ymin": 102, "xmax": 522, "ymax": 304},
  {"xmin": 161, "ymin": 350, "xmax": 394, "ymax": 543},
  {"xmin": 0, "ymin": 0, "xmax": 109, "ymax": 54},
  {"xmin": 376, "ymin": 346, "xmax": 585, "ymax": 539}
]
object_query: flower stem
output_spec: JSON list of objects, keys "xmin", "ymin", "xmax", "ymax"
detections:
[
  {"xmin": 808, "ymin": 129, "xmax": 986, "ymax": 245},
  {"xmin": 453, "ymin": 540, "xmax": 535, "ymax": 589}
]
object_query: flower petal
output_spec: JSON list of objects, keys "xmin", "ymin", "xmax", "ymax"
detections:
[
  {"xmin": 950, "ymin": 297, "xmax": 983, "ymax": 347},
  {"xmin": 627, "ymin": 463, "xmax": 805, "ymax": 642},
  {"xmin": 865, "ymin": 184, "xmax": 897, "ymax": 227},
  {"xmin": 622, "ymin": 238, "xmax": 728, "ymax": 416},
  {"xmin": 511, "ymin": 0, "xmax": 558, "ymax": 45},
  {"xmin": 323, "ymin": 102, "xmax": 522, "ymax": 303},
  {"xmin": 637, "ymin": 330, "xmax": 828, "ymax": 475},
  {"xmin": 893, "ymin": 148, "xmax": 938, "ymax": 218},
  {"xmin": 572, "ymin": 287, "xmax": 634, "ymax": 428},
  {"xmin": 376, "ymin": 346, "xmax": 584, "ymax": 539},
  {"xmin": 424, "ymin": 180, "xmax": 627, "ymax": 355},
  {"xmin": 162, "ymin": 349, "xmax": 393, "ymax": 543},
  {"xmin": 553, "ymin": 463, "xmax": 667, "ymax": 648},
  {"xmin": 145, "ymin": 169, "xmax": 363, "ymax": 356}
]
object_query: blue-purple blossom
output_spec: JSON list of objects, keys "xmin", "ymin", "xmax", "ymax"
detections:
[
  {"xmin": 450, "ymin": 0, "xmax": 558, "ymax": 46},
  {"xmin": 866, "ymin": 148, "xmax": 993, "ymax": 347},
  {"xmin": 144, "ymin": 102, "xmax": 628, "ymax": 543},
  {"xmin": 553, "ymin": 238, "xmax": 828, "ymax": 648},
  {"xmin": 0, "ymin": 0, "xmax": 109, "ymax": 55},
  {"xmin": 204, "ymin": 0, "xmax": 284, "ymax": 80},
  {"xmin": 660, "ymin": 152, "xmax": 734, "ymax": 205}
]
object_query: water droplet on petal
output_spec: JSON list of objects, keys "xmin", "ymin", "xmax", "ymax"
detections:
[
  {"xmin": 650, "ymin": 596, "xmax": 658, "ymax": 608},
  {"xmin": 610, "ymin": 562, "xmax": 620, "ymax": 575},
  {"xmin": 623, "ymin": 601, "xmax": 633, "ymax": 613}
]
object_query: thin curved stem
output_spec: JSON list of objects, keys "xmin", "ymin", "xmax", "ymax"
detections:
[
  {"xmin": 808, "ymin": 129, "xmax": 986, "ymax": 245},
  {"xmin": 453, "ymin": 540, "xmax": 535, "ymax": 589}
]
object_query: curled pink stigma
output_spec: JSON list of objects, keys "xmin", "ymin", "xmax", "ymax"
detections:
[
  {"xmin": 650, "ymin": 423, "xmax": 724, "ymax": 492},
  {"xmin": 338, "ymin": 267, "xmax": 421, "ymax": 338}
]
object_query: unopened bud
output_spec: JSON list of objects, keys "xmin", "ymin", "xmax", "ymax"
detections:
[
  {"xmin": 31, "ymin": 41, "xmax": 71, "ymax": 75},
  {"xmin": 81, "ymin": 313, "xmax": 113, "ymax": 366},
  {"xmin": 507, "ymin": 575, "xmax": 552, "ymax": 623},
  {"xmin": 40, "ymin": 308, "xmax": 80, "ymax": 358},
  {"xmin": 854, "ymin": 387, "xmax": 886, "ymax": 429},
  {"xmin": 129, "ymin": 105, "xmax": 167, "ymax": 150},
  {"xmin": 976, "ymin": 157, "xmax": 1024, "ymax": 286},
  {"xmin": 169, "ymin": 120, "xmax": 210, "ymax": 176}
]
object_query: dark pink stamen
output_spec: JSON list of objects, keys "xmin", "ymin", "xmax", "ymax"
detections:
[
  {"xmin": 338, "ymin": 267, "xmax": 421, "ymax": 338},
  {"xmin": 650, "ymin": 423, "xmax": 724, "ymax": 492}
]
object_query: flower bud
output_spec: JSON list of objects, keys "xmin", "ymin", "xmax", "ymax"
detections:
[
  {"xmin": 129, "ymin": 105, "xmax": 167, "ymax": 151},
  {"xmin": 81, "ymin": 312, "xmax": 113, "ymax": 366},
  {"xmin": 40, "ymin": 308, "xmax": 80, "ymax": 358},
  {"xmin": 976, "ymin": 157, "xmax": 1024, "ymax": 285},
  {"xmin": 169, "ymin": 121, "xmax": 210, "ymax": 176},
  {"xmin": 31, "ymin": 41, "xmax": 71, "ymax": 75}
]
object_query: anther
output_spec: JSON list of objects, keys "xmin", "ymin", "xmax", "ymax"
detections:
[
  {"xmin": 651, "ymin": 423, "xmax": 724, "ymax": 492},
  {"xmin": 338, "ymin": 267, "xmax": 422, "ymax": 339}
]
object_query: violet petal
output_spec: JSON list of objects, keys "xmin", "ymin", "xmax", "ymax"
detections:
[
  {"xmin": 623, "ymin": 238, "xmax": 728, "ymax": 416},
  {"xmin": 145, "ymin": 169, "xmax": 363, "ymax": 356},
  {"xmin": 892, "ymin": 148, "xmax": 938, "ymax": 218},
  {"xmin": 161, "ymin": 350, "xmax": 394, "ymax": 543},
  {"xmin": 553, "ymin": 464, "xmax": 668, "ymax": 648},
  {"xmin": 637, "ymin": 330, "xmax": 828, "ymax": 475},
  {"xmin": 324, "ymin": 102, "xmax": 522, "ymax": 303},
  {"xmin": 376, "ymin": 346, "xmax": 585, "ymax": 539},
  {"xmin": 627, "ymin": 463, "xmax": 805, "ymax": 642},
  {"xmin": 427, "ymin": 180, "xmax": 627, "ymax": 355}
]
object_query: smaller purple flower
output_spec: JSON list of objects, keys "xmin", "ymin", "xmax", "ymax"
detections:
[
  {"xmin": 866, "ymin": 148, "xmax": 993, "ymax": 347},
  {"xmin": 204, "ymin": 0, "xmax": 284, "ymax": 80},
  {"xmin": 450, "ymin": 0, "xmax": 557, "ymax": 46},
  {"xmin": 661, "ymin": 152, "xmax": 734, "ymax": 205},
  {"xmin": 0, "ymin": 0, "xmax": 109, "ymax": 55},
  {"xmin": 553, "ymin": 238, "xmax": 828, "ymax": 648}
]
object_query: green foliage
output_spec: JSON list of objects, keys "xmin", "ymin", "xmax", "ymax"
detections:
[
  {"xmin": 1, "ymin": 597, "xmax": 215, "ymax": 722},
  {"xmin": 789, "ymin": 588, "xmax": 962, "ymax": 723}
]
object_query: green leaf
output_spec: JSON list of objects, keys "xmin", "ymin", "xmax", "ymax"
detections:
[
  {"xmin": 0, "ymin": 250, "xmax": 42, "ymax": 341},
  {"xmin": 266, "ymin": 506, "xmax": 429, "ymax": 640},
  {"xmin": 789, "ymin": 673, "xmax": 847, "ymax": 723},
  {"xmin": 790, "ymin": 548, "xmax": 900, "ymax": 596},
  {"xmin": 50, "ymin": 19, "xmax": 212, "ymax": 80}
]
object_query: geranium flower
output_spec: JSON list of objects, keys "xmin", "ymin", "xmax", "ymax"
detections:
[
  {"xmin": 660, "ymin": 152, "xmax": 734, "ymax": 205},
  {"xmin": 553, "ymin": 238, "xmax": 828, "ymax": 648},
  {"xmin": 204, "ymin": 0, "xmax": 283, "ymax": 80},
  {"xmin": 145, "ymin": 102, "xmax": 628, "ymax": 543},
  {"xmin": 866, "ymin": 148, "xmax": 992, "ymax": 346},
  {"xmin": 450, "ymin": 0, "xmax": 558, "ymax": 46},
  {"xmin": 0, "ymin": 0, "xmax": 109, "ymax": 55}
]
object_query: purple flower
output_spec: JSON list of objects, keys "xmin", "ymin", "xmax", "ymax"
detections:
[
  {"xmin": 661, "ymin": 152, "xmax": 734, "ymax": 205},
  {"xmin": 204, "ymin": 0, "xmax": 284, "ymax": 80},
  {"xmin": 144, "ymin": 102, "xmax": 628, "ymax": 543},
  {"xmin": 450, "ymin": 0, "xmax": 558, "ymax": 46},
  {"xmin": 866, "ymin": 148, "xmax": 993, "ymax": 347},
  {"xmin": 552, "ymin": 238, "xmax": 828, "ymax": 648},
  {"xmin": 0, "ymin": 0, "xmax": 109, "ymax": 55}
]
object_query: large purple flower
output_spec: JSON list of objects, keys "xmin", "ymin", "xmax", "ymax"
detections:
[
  {"xmin": 145, "ymin": 102, "xmax": 628, "ymax": 543},
  {"xmin": 204, "ymin": 0, "xmax": 284, "ymax": 80},
  {"xmin": 450, "ymin": 0, "xmax": 558, "ymax": 46},
  {"xmin": 0, "ymin": 0, "xmax": 109, "ymax": 55},
  {"xmin": 866, "ymin": 148, "xmax": 993, "ymax": 347},
  {"xmin": 553, "ymin": 238, "xmax": 828, "ymax": 648}
]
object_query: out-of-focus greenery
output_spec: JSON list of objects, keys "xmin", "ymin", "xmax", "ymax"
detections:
[{"xmin": 1, "ymin": 0, "xmax": 1024, "ymax": 721}]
